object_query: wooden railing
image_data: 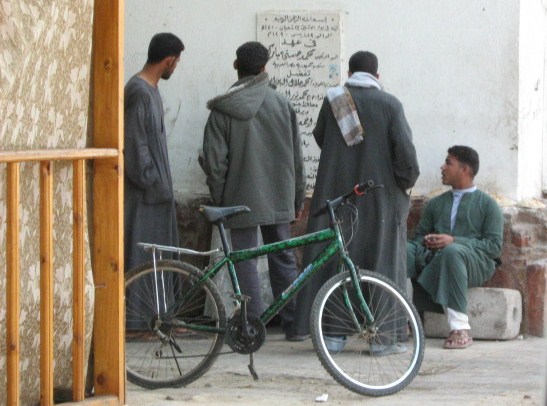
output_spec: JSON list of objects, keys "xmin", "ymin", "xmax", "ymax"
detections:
[
  {"xmin": 1, "ymin": 148, "xmax": 123, "ymax": 406},
  {"xmin": 2, "ymin": 0, "xmax": 124, "ymax": 403}
]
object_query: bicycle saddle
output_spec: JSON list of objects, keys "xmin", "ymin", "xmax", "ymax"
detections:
[{"xmin": 199, "ymin": 205, "xmax": 250, "ymax": 224}]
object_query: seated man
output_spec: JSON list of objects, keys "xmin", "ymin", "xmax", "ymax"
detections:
[{"xmin": 407, "ymin": 145, "xmax": 503, "ymax": 349}]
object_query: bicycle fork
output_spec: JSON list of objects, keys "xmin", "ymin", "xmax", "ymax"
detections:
[
  {"xmin": 328, "ymin": 203, "xmax": 376, "ymax": 334},
  {"xmin": 340, "ymin": 256, "xmax": 378, "ymax": 336}
]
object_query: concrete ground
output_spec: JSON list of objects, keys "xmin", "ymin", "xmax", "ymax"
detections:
[{"xmin": 126, "ymin": 327, "xmax": 547, "ymax": 406}]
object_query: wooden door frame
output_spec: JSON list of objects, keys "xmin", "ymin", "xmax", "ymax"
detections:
[{"xmin": 92, "ymin": 0, "xmax": 125, "ymax": 402}]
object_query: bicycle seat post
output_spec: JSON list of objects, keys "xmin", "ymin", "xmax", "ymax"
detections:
[{"xmin": 217, "ymin": 222, "xmax": 232, "ymax": 255}]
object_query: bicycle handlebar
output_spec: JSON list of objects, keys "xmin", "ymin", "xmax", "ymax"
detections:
[
  {"xmin": 353, "ymin": 180, "xmax": 383, "ymax": 196},
  {"xmin": 313, "ymin": 180, "xmax": 384, "ymax": 217}
]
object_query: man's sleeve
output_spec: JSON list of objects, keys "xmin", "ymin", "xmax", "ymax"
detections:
[
  {"xmin": 453, "ymin": 195, "xmax": 504, "ymax": 259},
  {"xmin": 124, "ymin": 93, "xmax": 159, "ymax": 190},
  {"xmin": 202, "ymin": 111, "xmax": 229, "ymax": 206},
  {"xmin": 389, "ymin": 101, "xmax": 420, "ymax": 191},
  {"xmin": 290, "ymin": 104, "xmax": 306, "ymax": 210},
  {"xmin": 407, "ymin": 201, "xmax": 435, "ymax": 277},
  {"xmin": 312, "ymin": 97, "xmax": 329, "ymax": 149},
  {"xmin": 411, "ymin": 201, "xmax": 434, "ymax": 244}
]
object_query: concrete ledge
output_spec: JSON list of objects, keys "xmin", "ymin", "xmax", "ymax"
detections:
[
  {"xmin": 61, "ymin": 396, "xmax": 119, "ymax": 406},
  {"xmin": 424, "ymin": 287, "xmax": 522, "ymax": 340}
]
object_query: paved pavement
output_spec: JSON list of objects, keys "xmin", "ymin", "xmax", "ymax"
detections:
[{"xmin": 126, "ymin": 327, "xmax": 547, "ymax": 405}]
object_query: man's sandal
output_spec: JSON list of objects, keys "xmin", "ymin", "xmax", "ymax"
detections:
[{"xmin": 443, "ymin": 329, "xmax": 473, "ymax": 349}]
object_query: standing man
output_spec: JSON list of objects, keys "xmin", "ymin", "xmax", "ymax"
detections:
[
  {"xmin": 407, "ymin": 145, "xmax": 503, "ymax": 349},
  {"xmin": 201, "ymin": 41, "xmax": 306, "ymax": 341},
  {"xmin": 124, "ymin": 32, "xmax": 184, "ymax": 275},
  {"xmin": 293, "ymin": 51, "xmax": 420, "ymax": 349}
]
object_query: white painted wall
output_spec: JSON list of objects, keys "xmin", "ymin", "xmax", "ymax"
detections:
[
  {"xmin": 124, "ymin": 0, "xmax": 545, "ymax": 202},
  {"xmin": 519, "ymin": 1, "xmax": 546, "ymax": 199},
  {"xmin": 544, "ymin": 21, "xmax": 547, "ymax": 196}
]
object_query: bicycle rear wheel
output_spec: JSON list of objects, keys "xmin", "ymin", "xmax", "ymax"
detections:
[
  {"xmin": 310, "ymin": 269, "xmax": 424, "ymax": 397},
  {"xmin": 125, "ymin": 260, "xmax": 226, "ymax": 389}
]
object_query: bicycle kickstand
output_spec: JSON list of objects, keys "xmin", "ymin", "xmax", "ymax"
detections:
[
  {"xmin": 248, "ymin": 352, "xmax": 259, "ymax": 381},
  {"xmin": 234, "ymin": 294, "xmax": 260, "ymax": 381}
]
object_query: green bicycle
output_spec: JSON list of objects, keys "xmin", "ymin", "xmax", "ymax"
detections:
[{"xmin": 125, "ymin": 180, "xmax": 425, "ymax": 397}]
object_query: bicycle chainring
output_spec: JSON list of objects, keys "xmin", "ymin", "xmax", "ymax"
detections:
[{"xmin": 225, "ymin": 312, "xmax": 266, "ymax": 354}]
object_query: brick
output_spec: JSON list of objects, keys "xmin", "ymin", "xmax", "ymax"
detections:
[
  {"xmin": 525, "ymin": 260, "xmax": 547, "ymax": 336},
  {"xmin": 424, "ymin": 287, "xmax": 522, "ymax": 340},
  {"xmin": 511, "ymin": 229, "xmax": 532, "ymax": 248}
]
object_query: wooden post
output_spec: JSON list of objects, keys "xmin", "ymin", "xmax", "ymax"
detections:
[
  {"xmin": 40, "ymin": 161, "xmax": 54, "ymax": 406},
  {"xmin": 92, "ymin": 0, "xmax": 125, "ymax": 401},
  {"xmin": 72, "ymin": 159, "xmax": 86, "ymax": 401},
  {"xmin": 6, "ymin": 162, "xmax": 21, "ymax": 406}
]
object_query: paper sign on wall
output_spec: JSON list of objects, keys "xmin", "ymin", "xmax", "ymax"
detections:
[{"xmin": 258, "ymin": 11, "xmax": 344, "ymax": 194}]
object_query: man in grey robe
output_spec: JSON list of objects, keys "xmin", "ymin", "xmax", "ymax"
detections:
[
  {"xmin": 293, "ymin": 51, "xmax": 420, "ymax": 348},
  {"xmin": 124, "ymin": 33, "xmax": 184, "ymax": 329}
]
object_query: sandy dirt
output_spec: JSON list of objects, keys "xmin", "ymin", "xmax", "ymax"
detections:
[{"xmin": 126, "ymin": 328, "xmax": 546, "ymax": 406}]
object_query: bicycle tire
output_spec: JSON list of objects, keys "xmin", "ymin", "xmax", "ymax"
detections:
[
  {"xmin": 125, "ymin": 260, "xmax": 226, "ymax": 389},
  {"xmin": 310, "ymin": 269, "xmax": 424, "ymax": 397}
]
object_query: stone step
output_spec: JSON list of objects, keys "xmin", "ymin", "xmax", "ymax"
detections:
[{"xmin": 424, "ymin": 287, "xmax": 522, "ymax": 340}]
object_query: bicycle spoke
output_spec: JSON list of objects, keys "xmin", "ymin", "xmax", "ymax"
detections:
[
  {"xmin": 311, "ymin": 270, "xmax": 424, "ymax": 397},
  {"xmin": 125, "ymin": 260, "xmax": 226, "ymax": 389}
]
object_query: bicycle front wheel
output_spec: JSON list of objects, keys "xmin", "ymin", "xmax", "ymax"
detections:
[
  {"xmin": 311, "ymin": 270, "xmax": 424, "ymax": 397},
  {"xmin": 125, "ymin": 260, "xmax": 226, "ymax": 389}
]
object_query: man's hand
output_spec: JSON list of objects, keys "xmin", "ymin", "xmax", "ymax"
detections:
[
  {"xmin": 292, "ymin": 209, "xmax": 303, "ymax": 223},
  {"xmin": 423, "ymin": 233, "xmax": 454, "ymax": 250}
]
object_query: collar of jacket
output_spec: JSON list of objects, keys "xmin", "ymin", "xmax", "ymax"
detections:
[{"xmin": 206, "ymin": 71, "xmax": 269, "ymax": 110}]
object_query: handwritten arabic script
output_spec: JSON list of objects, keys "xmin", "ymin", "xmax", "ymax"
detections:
[{"xmin": 257, "ymin": 12, "xmax": 343, "ymax": 194}]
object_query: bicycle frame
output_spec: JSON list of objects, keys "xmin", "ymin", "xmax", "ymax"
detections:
[
  {"xmin": 220, "ymin": 227, "xmax": 341, "ymax": 326},
  {"xmin": 126, "ymin": 182, "xmax": 426, "ymax": 396},
  {"xmin": 148, "ymin": 202, "xmax": 375, "ymax": 334}
]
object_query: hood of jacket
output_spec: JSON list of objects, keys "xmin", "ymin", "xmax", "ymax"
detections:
[{"xmin": 206, "ymin": 72, "xmax": 270, "ymax": 120}]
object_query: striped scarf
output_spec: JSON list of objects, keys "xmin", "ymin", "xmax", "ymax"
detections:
[{"xmin": 326, "ymin": 72, "xmax": 382, "ymax": 147}]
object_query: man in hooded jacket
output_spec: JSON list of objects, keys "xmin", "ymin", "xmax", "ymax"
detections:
[{"xmin": 201, "ymin": 41, "xmax": 306, "ymax": 341}]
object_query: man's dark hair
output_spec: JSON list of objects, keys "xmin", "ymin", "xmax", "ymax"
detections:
[
  {"xmin": 348, "ymin": 51, "xmax": 378, "ymax": 75},
  {"xmin": 147, "ymin": 33, "xmax": 185, "ymax": 64},
  {"xmin": 236, "ymin": 41, "xmax": 269, "ymax": 76},
  {"xmin": 448, "ymin": 145, "xmax": 480, "ymax": 177}
]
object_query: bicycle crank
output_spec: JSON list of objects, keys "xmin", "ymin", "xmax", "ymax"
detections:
[{"xmin": 225, "ymin": 312, "xmax": 266, "ymax": 354}]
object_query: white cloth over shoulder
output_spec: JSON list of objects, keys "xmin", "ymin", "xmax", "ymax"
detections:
[{"xmin": 325, "ymin": 72, "xmax": 383, "ymax": 147}]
